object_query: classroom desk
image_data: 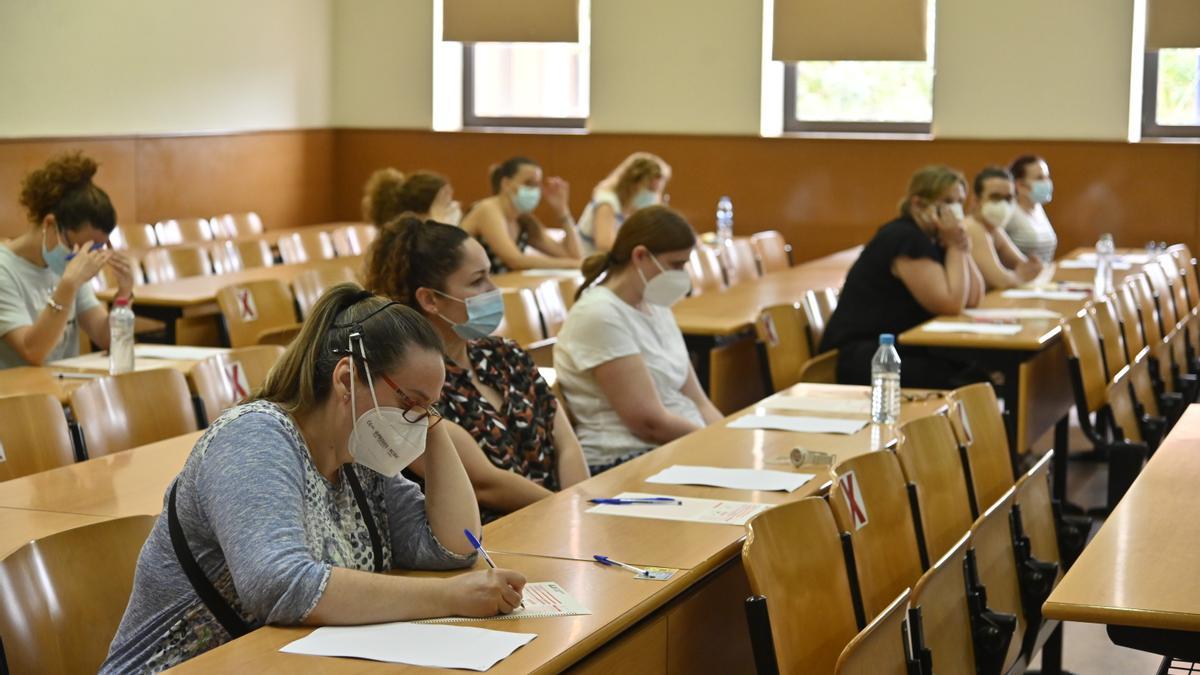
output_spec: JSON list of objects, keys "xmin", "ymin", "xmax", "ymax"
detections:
[
  {"xmin": 121, "ymin": 223, "xmax": 360, "ymax": 260},
  {"xmin": 0, "ymin": 366, "xmax": 84, "ymax": 403},
  {"xmin": 1042, "ymin": 404, "xmax": 1200, "ymax": 660},
  {"xmin": 493, "ymin": 269, "xmax": 582, "ymax": 291},
  {"xmin": 0, "ymin": 506, "xmax": 111, "ymax": 558}
]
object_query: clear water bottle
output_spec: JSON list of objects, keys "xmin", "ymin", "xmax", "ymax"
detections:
[
  {"xmin": 109, "ymin": 298, "xmax": 135, "ymax": 375},
  {"xmin": 1094, "ymin": 233, "xmax": 1115, "ymax": 297},
  {"xmin": 870, "ymin": 334, "xmax": 901, "ymax": 425},
  {"xmin": 716, "ymin": 195, "xmax": 733, "ymax": 243}
]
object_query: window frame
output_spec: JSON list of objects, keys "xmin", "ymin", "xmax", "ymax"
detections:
[
  {"xmin": 1142, "ymin": 50, "xmax": 1200, "ymax": 139},
  {"xmin": 782, "ymin": 62, "xmax": 933, "ymax": 135},
  {"xmin": 461, "ymin": 43, "xmax": 587, "ymax": 130}
]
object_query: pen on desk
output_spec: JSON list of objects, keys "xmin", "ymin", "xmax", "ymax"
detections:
[
  {"xmin": 593, "ymin": 555, "xmax": 652, "ymax": 577},
  {"xmin": 588, "ymin": 497, "xmax": 682, "ymax": 505},
  {"xmin": 463, "ymin": 529, "xmax": 497, "ymax": 569},
  {"xmin": 56, "ymin": 372, "xmax": 100, "ymax": 380}
]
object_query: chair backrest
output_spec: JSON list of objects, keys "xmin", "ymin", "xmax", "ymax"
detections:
[
  {"xmin": 1114, "ymin": 282, "xmax": 1147, "ymax": 355},
  {"xmin": 0, "ymin": 394, "xmax": 76, "ymax": 481},
  {"xmin": 835, "ymin": 589, "xmax": 912, "ymax": 675},
  {"xmin": 216, "ymin": 279, "xmax": 299, "ymax": 348},
  {"xmin": 1012, "ymin": 452, "xmax": 1064, "ymax": 579},
  {"xmin": 69, "ymin": 369, "xmax": 199, "ymax": 458},
  {"xmin": 895, "ymin": 414, "xmax": 975, "ymax": 563},
  {"xmin": 1106, "ymin": 366, "xmax": 1143, "ymax": 443},
  {"xmin": 743, "ymin": 497, "xmax": 862, "ymax": 674},
  {"xmin": 802, "ymin": 287, "xmax": 839, "ymax": 353},
  {"xmin": 1143, "ymin": 261, "xmax": 1180, "ymax": 329},
  {"xmin": 278, "ymin": 230, "xmax": 336, "ymax": 265},
  {"xmin": 755, "ymin": 303, "xmax": 812, "ymax": 392},
  {"xmin": 1178, "ymin": 253, "xmax": 1200, "ymax": 313},
  {"xmin": 831, "ymin": 451, "xmax": 925, "ymax": 620},
  {"xmin": 557, "ymin": 276, "xmax": 582, "ymax": 310},
  {"xmin": 109, "ymin": 223, "xmax": 157, "ymax": 250},
  {"xmin": 685, "ymin": 245, "xmax": 726, "ymax": 295},
  {"xmin": 154, "ymin": 217, "xmax": 212, "ymax": 245},
  {"xmin": 798, "ymin": 349, "xmax": 839, "ymax": 384},
  {"xmin": 751, "ymin": 230, "xmax": 791, "ymax": 274},
  {"xmin": 1090, "ymin": 296, "xmax": 1128, "ymax": 380},
  {"xmin": 188, "ymin": 345, "xmax": 286, "ymax": 424},
  {"xmin": 331, "ymin": 224, "xmax": 378, "ymax": 257},
  {"xmin": 207, "ymin": 240, "xmax": 245, "ymax": 275},
  {"xmin": 292, "ymin": 266, "xmax": 358, "ymax": 319},
  {"xmin": 720, "ymin": 237, "xmax": 760, "ymax": 286},
  {"xmin": 494, "ymin": 288, "xmax": 545, "ymax": 346},
  {"xmin": 1127, "ymin": 274, "xmax": 1164, "ymax": 344},
  {"xmin": 142, "ymin": 246, "xmax": 212, "ymax": 284},
  {"xmin": 0, "ymin": 515, "xmax": 156, "ymax": 675},
  {"xmin": 948, "ymin": 382, "xmax": 1014, "ymax": 515},
  {"xmin": 255, "ymin": 324, "xmax": 302, "ymax": 347},
  {"xmin": 236, "ymin": 239, "xmax": 276, "ymax": 269},
  {"xmin": 968, "ymin": 489, "xmax": 1026, "ymax": 674},
  {"xmin": 1127, "ymin": 350, "xmax": 1161, "ymax": 418},
  {"xmin": 1157, "ymin": 253, "xmax": 1191, "ymax": 322},
  {"xmin": 1061, "ymin": 311, "xmax": 1108, "ymax": 415},
  {"xmin": 533, "ymin": 280, "xmax": 569, "ymax": 338},
  {"xmin": 910, "ymin": 534, "xmax": 976, "ymax": 675},
  {"xmin": 214, "ymin": 212, "xmax": 264, "ymax": 238}
]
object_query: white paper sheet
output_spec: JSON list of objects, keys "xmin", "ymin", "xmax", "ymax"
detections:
[
  {"xmin": 758, "ymin": 395, "xmax": 871, "ymax": 416},
  {"xmin": 921, "ymin": 321, "xmax": 1024, "ymax": 336},
  {"xmin": 586, "ymin": 492, "xmax": 771, "ymax": 525},
  {"xmin": 279, "ymin": 622, "xmax": 535, "ymax": 671},
  {"xmin": 48, "ymin": 353, "xmax": 169, "ymax": 372},
  {"xmin": 963, "ymin": 308, "xmax": 1062, "ymax": 320},
  {"xmin": 726, "ymin": 414, "xmax": 867, "ymax": 435},
  {"xmin": 417, "ymin": 582, "xmax": 590, "ymax": 623},
  {"xmin": 1074, "ymin": 252, "xmax": 1151, "ymax": 265},
  {"xmin": 1000, "ymin": 289, "xmax": 1090, "ymax": 301},
  {"xmin": 134, "ymin": 345, "xmax": 228, "ymax": 360},
  {"xmin": 645, "ymin": 465, "xmax": 814, "ymax": 493},
  {"xmin": 510, "ymin": 269, "xmax": 581, "ymax": 277},
  {"xmin": 1057, "ymin": 259, "xmax": 1132, "ymax": 270}
]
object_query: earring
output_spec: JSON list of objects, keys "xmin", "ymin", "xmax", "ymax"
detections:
[{"xmin": 344, "ymin": 393, "xmax": 350, "ymax": 402}]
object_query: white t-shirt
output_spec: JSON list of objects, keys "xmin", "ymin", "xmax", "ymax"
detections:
[
  {"xmin": 553, "ymin": 285, "xmax": 703, "ymax": 467},
  {"xmin": 1004, "ymin": 203, "xmax": 1057, "ymax": 262},
  {"xmin": 576, "ymin": 189, "xmax": 623, "ymax": 255},
  {"xmin": 0, "ymin": 245, "xmax": 100, "ymax": 369}
]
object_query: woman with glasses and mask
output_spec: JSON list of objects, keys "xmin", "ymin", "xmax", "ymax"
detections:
[
  {"xmin": 554, "ymin": 206, "xmax": 723, "ymax": 474},
  {"xmin": 365, "ymin": 215, "xmax": 589, "ymax": 523},
  {"xmin": 1005, "ymin": 154, "xmax": 1058, "ymax": 263},
  {"xmin": 0, "ymin": 152, "xmax": 135, "ymax": 369},
  {"xmin": 103, "ymin": 285, "xmax": 525, "ymax": 673},
  {"xmin": 459, "ymin": 156, "xmax": 584, "ymax": 273}
]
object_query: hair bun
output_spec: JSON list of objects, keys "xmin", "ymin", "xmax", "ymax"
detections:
[{"xmin": 19, "ymin": 151, "xmax": 100, "ymax": 223}]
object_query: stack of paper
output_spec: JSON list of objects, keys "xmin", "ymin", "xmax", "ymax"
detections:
[
  {"xmin": 1001, "ymin": 289, "xmax": 1090, "ymax": 301},
  {"xmin": 963, "ymin": 308, "xmax": 1062, "ymax": 320},
  {"xmin": 758, "ymin": 395, "xmax": 871, "ymax": 416},
  {"xmin": 135, "ymin": 345, "xmax": 228, "ymax": 360},
  {"xmin": 280, "ymin": 623, "xmax": 535, "ymax": 671},
  {"xmin": 586, "ymin": 492, "xmax": 771, "ymax": 525},
  {"xmin": 646, "ymin": 465, "xmax": 814, "ymax": 493},
  {"xmin": 921, "ymin": 321, "xmax": 1024, "ymax": 336},
  {"xmin": 727, "ymin": 414, "xmax": 867, "ymax": 435},
  {"xmin": 1058, "ymin": 259, "xmax": 1132, "ymax": 271}
]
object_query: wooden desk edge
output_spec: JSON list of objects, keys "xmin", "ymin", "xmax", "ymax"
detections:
[{"xmin": 1042, "ymin": 600, "xmax": 1200, "ymax": 634}]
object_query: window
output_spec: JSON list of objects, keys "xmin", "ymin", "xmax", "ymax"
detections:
[
  {"xmin": 463, "ymin": 42, "xmax": 588, "ymax": 128},
  {"xmin": 1143, "ymin": 49, "xmax": 1200, "ymax": 137}
]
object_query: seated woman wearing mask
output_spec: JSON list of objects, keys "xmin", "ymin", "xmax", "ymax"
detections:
[
  {"xmin": 103, "ymin": 285, "xmax": 525, "ymax": 672},
  {"xmin": 555, "ymin": 206, "xmax": 723, "ymax": 474},
  {"xmin": 576, "ymin": 152, "xmax": 671, "ymax": 254},
  {"xmin": 361, "ymin": 168, "xmax": 462, "ymax": 226},
  {"xmin": 459, "ymin": 156, "xmax": 584, "ymax": 273},
  {"xmin": 963, "ymin": 166, "xmax": 1043, "ymax": 290},
  {"xmin": 819, "ymin": 165, "xmax": 987, "ymax": 389},
  {"xmin": 1004, "ymin": 154, "xmax": 1058, "ymax": 262},
  {"xmin": 364, "ymin": 215, "xmax": 589, "ymax": 522}
]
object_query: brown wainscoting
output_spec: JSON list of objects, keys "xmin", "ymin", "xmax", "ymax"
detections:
[
  {"xmin": 332, "ymin": 129, "xmax": 1200, "ymax": 262},
  {"xmin": 0, "ymin": 130, "xmax": 336, "ymax": 240}
]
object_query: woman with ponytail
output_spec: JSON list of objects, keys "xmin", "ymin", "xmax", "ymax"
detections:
[
  {"xmin": 361, "ymin": 168, "xmax": 462, "ymax": 226},
  {"xmin": 554, "ymin": 206, "xmax": 723, "ymax": 474},
  {"xmin": 104, "ymin": 284, "xmax": 525, "ymax": 672},
  {"xmin": 1, "ymin": 151, "xmax": 135, "ymax": 368},
  {"xmin": 364, "ymin": 214, "xmax": 589, "ymax": 522}
]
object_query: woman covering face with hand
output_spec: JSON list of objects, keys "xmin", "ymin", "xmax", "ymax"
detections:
[
  {"xmin": 577, "ymin": 152, "xmax": 671, "ymax": 254},
  {"xmin": 103, "ymin": 285, "xmax": 524, "ymax": 673}
]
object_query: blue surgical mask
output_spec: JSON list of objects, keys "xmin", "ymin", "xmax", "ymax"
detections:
[
  {"xmin": 435, "ymin": 288, "xmax": 505, "ymax": 340},
  {"xmin": 42, "ymin": 226, "xmax": 70, "ymax": 275},
  {"xmin": 513, "ymin": 186, "xmax": 541, "ymax": 214},
  {"xmin": 1029, "ymin": 179, "xmax": 1053, "ymax": 205},
  {"xmin": 631, "ymin": 189, "xmax": 658, "ymax": 211}
]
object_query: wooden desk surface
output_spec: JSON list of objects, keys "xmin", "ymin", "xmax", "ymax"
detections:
[
  {"xmin": 493, "ymin": 270, "xmax": 582, "ymax": 291},
  {"xmin": 484, "ymin": 383, "xmax": 947, "ymax": 569},
  {"xmin": 0, "ymin": 431, "xmax": 200, "ymax": 517},
  {"xmin": 899, "ymin": 291, "xmax": 1088, "ymax": 351},
  {"xmin": 0, "ymin": 506, "xmax": 111, "ymax": 558},
  {"xmin": 172, "ymin": 551, "xmax": 688, "ymax": 675},
  {"xmin": 0, "ymin": 366, "xmax": 83, "ymax": 403},
  {"xmin": 1043, "ymin": 405, "xmax": 1200, "ymax": 632}
]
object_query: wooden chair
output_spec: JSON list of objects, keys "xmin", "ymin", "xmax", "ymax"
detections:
[
  {"xmin": 709, "ymin": 336, "xmax": 767, "ymax": 414},
  {"xmin": 968, "ymin": 489, "xmax": 1026, "ymax": 674},
  {"xmin": 797, "ymin": 349, "xmax": 839, "ymax": 384},
  {"xmin": 1090, "ymin": 296, "xmax": 1129, "ymax": 380},
  {"xmin": 189, "ymin": 345, "xmax": 285, "ymax": 424},
  {"xmin": 719, "ymin": 237, "xmax": 760, "ymax": 287},
  {"xmin": 331, "ymin": 224, "xmax": 379, "ymax": 257},
  {"xmin": 685, "ymin": 245, "xmax": 726, "ymax": 296},
  {"xmin": 109, "ymin": 223, "xmax": 157, "ymax": 250},
  {"xmin": 895, "ymin": 414, "xmax": 975, "ymax": 564},
  {"xmin": 948, "ymin": 382, "xmax": 1015, "ymax": 516},
  {"xmin": 909, "ymin": 535, "xmax": 977, "ymax": 675},
  {"xmin": 1114, "ymin": 282, "xmax": 1148, "ymax": 357},
  {"xmin": 292, "ymin": 267, "xmax": 358, "ymax": 319},
  {"xmin": 743, "ymin": 497, "xmax": 864, "ymax": 674},
  {"xmin": 1130, "ymin": 274, "xmax": 1195, "ymax": 399},
  {"xmin": 557, "ymin": 276, "xmax": 582, "ymax": 310},
  {"xmin": 216, "ymin": 279, "xmax": 300, "ymax": 348},
  {"xmin": 154, "ymin": 217, "xmax": 213, "ymax": 245},
  {"xmin": 212, "ymin": 212, "xmax": 264, "ymax": 238},
  {"xmin": 69, "ymin": 368, "xmax": 199, "ymax": 458},
  {"xmin": 755, "ymin": 303, "xmax": 811, "ymax": 392},
  {"xmin": 142, "ymin": 246, "xmax": 212, "ymax": 283},
  {"xmin": 0, "ymin": 515, "xmax": 156, "ymax": 675},
  {"xmin": 90, "ymin": 255, "xmax": 146, "ymax": 294},
  {"xmin": 495, "ymin": 288, "xmax": 545, "ymax": 347},
  {"xmin": 207, "ymin": 240, "xmax": 244, "ymax": 275},
  {"xmin": 831, "ymin": 451, "xmax": 925, "ymax": 620},
  {"xmin": 278, "ymin": 230, "xmax": 336, "ymax": 264},
  {"xmin": 0, "ymin": 394, "xmax": 77, "ymax": 481},
  {"xmin": 1062, "ymin": 311, "xmax": 1116, "ymax": 450},
  {"xmin": 1011, "ymin": 453, "xmax": 1070, "ymax": 662},
  {"xmin": 236, "ymin": 239, "xmax": 276, "ymax": 269},
  {"xmin": 532, "ymin": 280, "xmax": 569, "ymax": 338},
  {"xmin": 255, "ymin": 324, "xmax": 302, "ymax": 347},
  {"xmin": 834, "ymin": 590, "xmax": 913, "ymax": 675},
  {"xmin": 802, "ymin": 287, "xmax": 839, "ymax": 353},
  {"xmin": 750, "ymin": 230, "xmax": 792, "ymax": 274}
]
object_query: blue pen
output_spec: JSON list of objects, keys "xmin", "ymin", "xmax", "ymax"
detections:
[
  {"xmin": 594, "ymin": 555, "xmax": 652, "ymax": 577},
  {"xmin": 464, "ymin": 529, "xmax": 497, "ymax": 569},
  {"xmin": 589, "ymin": 497, "xmax": 682, "ymax": 505},
  {"xmin": 65, "ymin": 242, "xmax": 106, "ymax": 261}
]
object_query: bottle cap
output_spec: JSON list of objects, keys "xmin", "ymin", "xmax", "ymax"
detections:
[
  {"xmin": 879, "ymin": 333, "xmax": 895, "ymax": 346},
  {"xmin": 114, "ymin": 297, "xmax": 130, "ymax": 307}
]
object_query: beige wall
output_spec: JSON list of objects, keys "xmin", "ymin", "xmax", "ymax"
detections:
[
  {"xmin": 0, "ymin": 0, "xmax": 332, "ymax": 137},
  {"xmin": 333, "ymin": 0, "xmax": 434, "ymax": 128}
]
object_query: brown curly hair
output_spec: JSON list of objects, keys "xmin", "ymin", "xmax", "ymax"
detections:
[
  {"xmin": 613, "ymin": 157, "xmax": 665, "ymax": 206},
  {"xmin": 361, "ymin": 168, "xmax": 448, "ymax": 226},
  {"xmin": 363, "ymin": 214, "xmax": 470, "ymax": 313},
  {"xmin": 19, "ymin": 151, "xmax": 116, "ymax": 232}
]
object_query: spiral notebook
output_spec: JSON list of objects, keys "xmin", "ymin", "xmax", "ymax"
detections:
[{"xmin": 415, "ymin": 582, "xmax": 590, "ymax": 623}]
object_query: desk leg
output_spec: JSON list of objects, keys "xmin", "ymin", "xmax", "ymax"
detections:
[
  {"xmin": 1052, "ymin": 416, "xmax": 1070, "ymax": 501},
  {"xmin": 684, "ymin": 334, "xmax": 717, "ymax": 393},
  {"xmin": 1029, "ymin": 623, "xmax": 1065, "ymax": 675},
  {"xmin": 128, "ymin": 305, "xmax": 183, "ymax": 344}
]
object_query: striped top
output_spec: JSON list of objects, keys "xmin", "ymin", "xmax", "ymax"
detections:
[{"xmin": 1004, "ymin": 203, "xmax": 1057, "ymax": 262}]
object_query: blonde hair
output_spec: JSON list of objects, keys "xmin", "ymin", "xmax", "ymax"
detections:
[
  {"xmin": 595, "ymin": 152, "xmax": 671, "ymax": 203},
  {"xmin": 613, "ymin": 157, "xmax": 666, "ymax": 207},
  {"xmin": 899, "ymin": 165, "xmax": 967, "ymax": 217}
]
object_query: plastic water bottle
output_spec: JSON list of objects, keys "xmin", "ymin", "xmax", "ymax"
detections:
[
  {"xmin": 716, "ymin": 196, "xmax": 733, "ymax": 243},
  {"xmin": 870, "ymin": 334, "xmax": 901, "ymax": 425},
  {"xmin": 1094, "ymin": 233, "xmax": 1115, "ymax": 297},
  {"xmin": 109, "ymin": 298, "xmax": 135, "ymax": 375}
]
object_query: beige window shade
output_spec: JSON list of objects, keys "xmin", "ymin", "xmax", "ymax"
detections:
[
  {"xmin": 773, "ymin": 0, "xmax": 927, "ymax": 61},
  {"xmin": 1146, "ymin": 0, "xmax": 1200, "ymax": 49},
  {"xmin": 443, "ymin": 0, "xmax": 578, "ymax": 42}
]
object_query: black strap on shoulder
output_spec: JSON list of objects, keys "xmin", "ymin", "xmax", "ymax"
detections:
[
  {"xmin": 344, "ymin": 465, "xmax": 384, "ymax": 573},
  {"xmin": 168, "ymin": 482, "xmax": 251, "ymax": 639}
]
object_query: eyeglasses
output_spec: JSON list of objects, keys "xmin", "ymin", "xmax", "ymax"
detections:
[{"xmin": 379, "ymin": 372, "xmax": 443, "ymax": 428}]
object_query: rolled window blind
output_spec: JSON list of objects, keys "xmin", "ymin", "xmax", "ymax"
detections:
[
  {"xmin": 1146, "ymin": 0, "xmax": 1200, "ymax": 49},
  {"xmin": 443, "ymin": 0, "xmax": 579, "ymax": 43},
  {"xmin": 773, "ymin": 0, "xmax": 927, "ymax": 61}
]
